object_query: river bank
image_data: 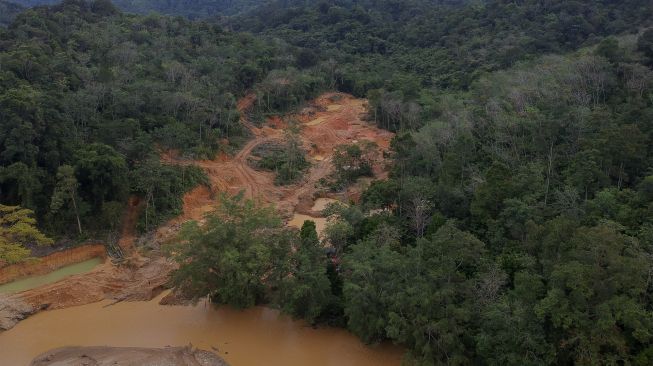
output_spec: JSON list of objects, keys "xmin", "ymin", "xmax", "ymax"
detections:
[{"xmin": 0, "ymin": 292, "xmax": 403, "ymax": 366}]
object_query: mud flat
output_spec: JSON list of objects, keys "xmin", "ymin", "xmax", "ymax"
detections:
[{"xmin": 31, "ymin": 346, "xmax": 228, "ymax": 366}]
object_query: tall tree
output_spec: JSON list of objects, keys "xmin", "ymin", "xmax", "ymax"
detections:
[
  {"xmin": 50, "ymin": 165, "xmax": 82, "ymax": 235},
  {"xmin": 280, "ymin": 220, "xmax": 332, "ymax": 323},
  {"xmin": 170, "ymin": 194, "xmax": 290, "ymax": 308}
]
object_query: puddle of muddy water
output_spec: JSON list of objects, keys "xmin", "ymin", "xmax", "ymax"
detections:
[
  {"xmin": 0, "ymin": 293, "xmax": 403, "ymax": 366},
  {"xmin": 288, "ymin": 214, "xmax": 327, "ymax": 237},
  {"xmin": 0, "ymin": 257, "xmax": 104, "ymax": 294}
]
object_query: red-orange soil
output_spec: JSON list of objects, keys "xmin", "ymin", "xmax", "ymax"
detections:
[{"xmin": 159, "ymin": 92, "xmax": 394, "ymax": 229}]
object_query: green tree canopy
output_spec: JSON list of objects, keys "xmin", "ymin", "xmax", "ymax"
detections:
[{"xmin": 0, "ymin": 204, "xmax": 53, "ymax": 265}]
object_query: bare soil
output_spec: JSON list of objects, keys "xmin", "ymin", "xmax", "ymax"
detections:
[{"xmin": 159, "ymin": 92, "xmax": 394, "ymax": 226}]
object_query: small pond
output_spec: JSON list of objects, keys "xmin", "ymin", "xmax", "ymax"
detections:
[{"xmin": 0, "ymin": 257, "xmax": 104, "ymax": 294}]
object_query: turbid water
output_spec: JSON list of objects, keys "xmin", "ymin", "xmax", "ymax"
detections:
[
  {"xmin": 288, "ymin": 214, "xmax": 328, "ymax": 236},
  {"xmin": 0, "ymin": 257, "xmax": 103, "ymax": 294},
  {"xmin": 0, "ymin": 292, "xmax": 403, "ymax": 365}
]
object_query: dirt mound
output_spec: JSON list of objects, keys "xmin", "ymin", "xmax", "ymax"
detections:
[
  {"xmin": 11, "ymin": 255, "xmax": 175, "ymax": 313},
  {"xmin": 0, "ymin": 295, "xmax": 42, "ymax": 331},
  {"xmin": 31, "ymin": 346, "xmax": 229, "ymax": 366}
]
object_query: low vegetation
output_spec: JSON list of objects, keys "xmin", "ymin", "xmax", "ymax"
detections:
[
  {"xmin": 332, "ymin": 142, "xmax": 375, "ymax": 184},
  {"xmin": 250, "ymin": 129, "xmax": 309, "ymax": 185}
]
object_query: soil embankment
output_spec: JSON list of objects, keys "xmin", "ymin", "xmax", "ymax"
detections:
[
  {"xmin": 31, "ymin": 346, "xmax": 228, "ymax": 366},
  {"xmin": 15, "ymin": 256, "xmax": 174, "ymax": 310},
  {"xmin": 0, "ymin": 244, "xmax": 106, "ymax": 286}
]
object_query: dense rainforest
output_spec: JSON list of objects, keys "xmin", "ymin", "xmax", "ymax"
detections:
[
  {"xmin": 0, "ymin": 1, "xmax": 25, "ymax": 27},
  {"xmin": 1, "ymin": 0, "xmax": 653, "ymax": 365},
  {"xmin": 2, "ymin": 0, "xmax": 264, "ymax": 18},
  {"xmin": 0, "ymin": 0, "xmax": 314, "ymax": 245},
  {"xmin": 233, "ymin": 0, "xmax": 652, "ymax": 91}
]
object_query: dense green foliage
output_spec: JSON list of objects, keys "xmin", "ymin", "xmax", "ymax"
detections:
[
  {"xmin": 3, "ymin": 0, "xmax": 56, "ymax": 7},
  {"xmin": 0, "ymin": 204, "xmax": 53, "ymax": 265},
  {"xmin": 170, "ymin": 194, "xmax": 332, "ymax": 323},
  {"xmin": 174, "ymin": 34, "xmax": 653, "ymax": 365},
  {"xmin": 0, "ymin": 1, "xmax": 25, "ymax": 27},
  {"xmin": 250, "ymin": 128, "xmax": 309, "ymax": 185},
  {"xmin": 3, "ymin": 0, "xmax": 653, "ymax": 364},
  {"xmin": 0, "ymin": 0, "xmax": 297, "ymax": 239},
  {"xmin": 10, "ymin": 0, "xmax": 264, "ymax": 17},
  {"xmin": 233, "ymin": 0, "xmax": 653, "ymax": 132},
  {"xmin": 235, "ymin": 0, "xmax": 652, "ymax": 89},
  {"xmin": 334, "ymin": 37, "xmax": 653, "ymax": 364},
  {"xmin": 111, "ymin": 0, "xmax": 264, "ymax": 18},
  {"xmin": 131, "ymin": 161, "xmax": 208, "ymax": 232}
]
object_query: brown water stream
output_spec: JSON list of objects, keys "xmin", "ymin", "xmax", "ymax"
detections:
[{"xmin": 0, "ymin": 292, "xmax": 403, "ymax": 365}]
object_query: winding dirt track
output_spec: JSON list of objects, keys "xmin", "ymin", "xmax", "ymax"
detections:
[
  {"xmin": 160, "ymin": 92, "xmax": 394, "ymax": 228},
  {"xmin": 0, "ymin": 92, "xmax": 394, "ymax": 330}
]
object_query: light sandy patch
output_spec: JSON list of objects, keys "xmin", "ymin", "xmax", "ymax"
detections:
[
  {"xmin": 311, "ymin": 198, "xmax": 341, "ymax": 212},
  {"xmin": 306, "ymin": 117, "xmax": 326, "ymax": 126},
  {"xmin": 288, "ymin": 214, "xmax": 328, "ymax": 237}
]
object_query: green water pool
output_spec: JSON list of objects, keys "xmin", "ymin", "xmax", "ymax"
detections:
[{"xmin": 0, "ymin": 257, "xmax": 104, "ymax": 294}]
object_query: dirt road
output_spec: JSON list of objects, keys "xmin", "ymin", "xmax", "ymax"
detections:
[{"xmin": 160, "ymin": 92, "xmax": 394, "ymax": 227}]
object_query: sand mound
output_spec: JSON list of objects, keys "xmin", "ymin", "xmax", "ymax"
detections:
[{"xmin": 31, "ymin": 346, "xmax": 229, "ymax": 366}]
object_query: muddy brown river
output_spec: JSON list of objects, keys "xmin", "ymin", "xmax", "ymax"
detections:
[{"xmin": 0, "ymin": 292, "xmax": 403, "ymax": 365}]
